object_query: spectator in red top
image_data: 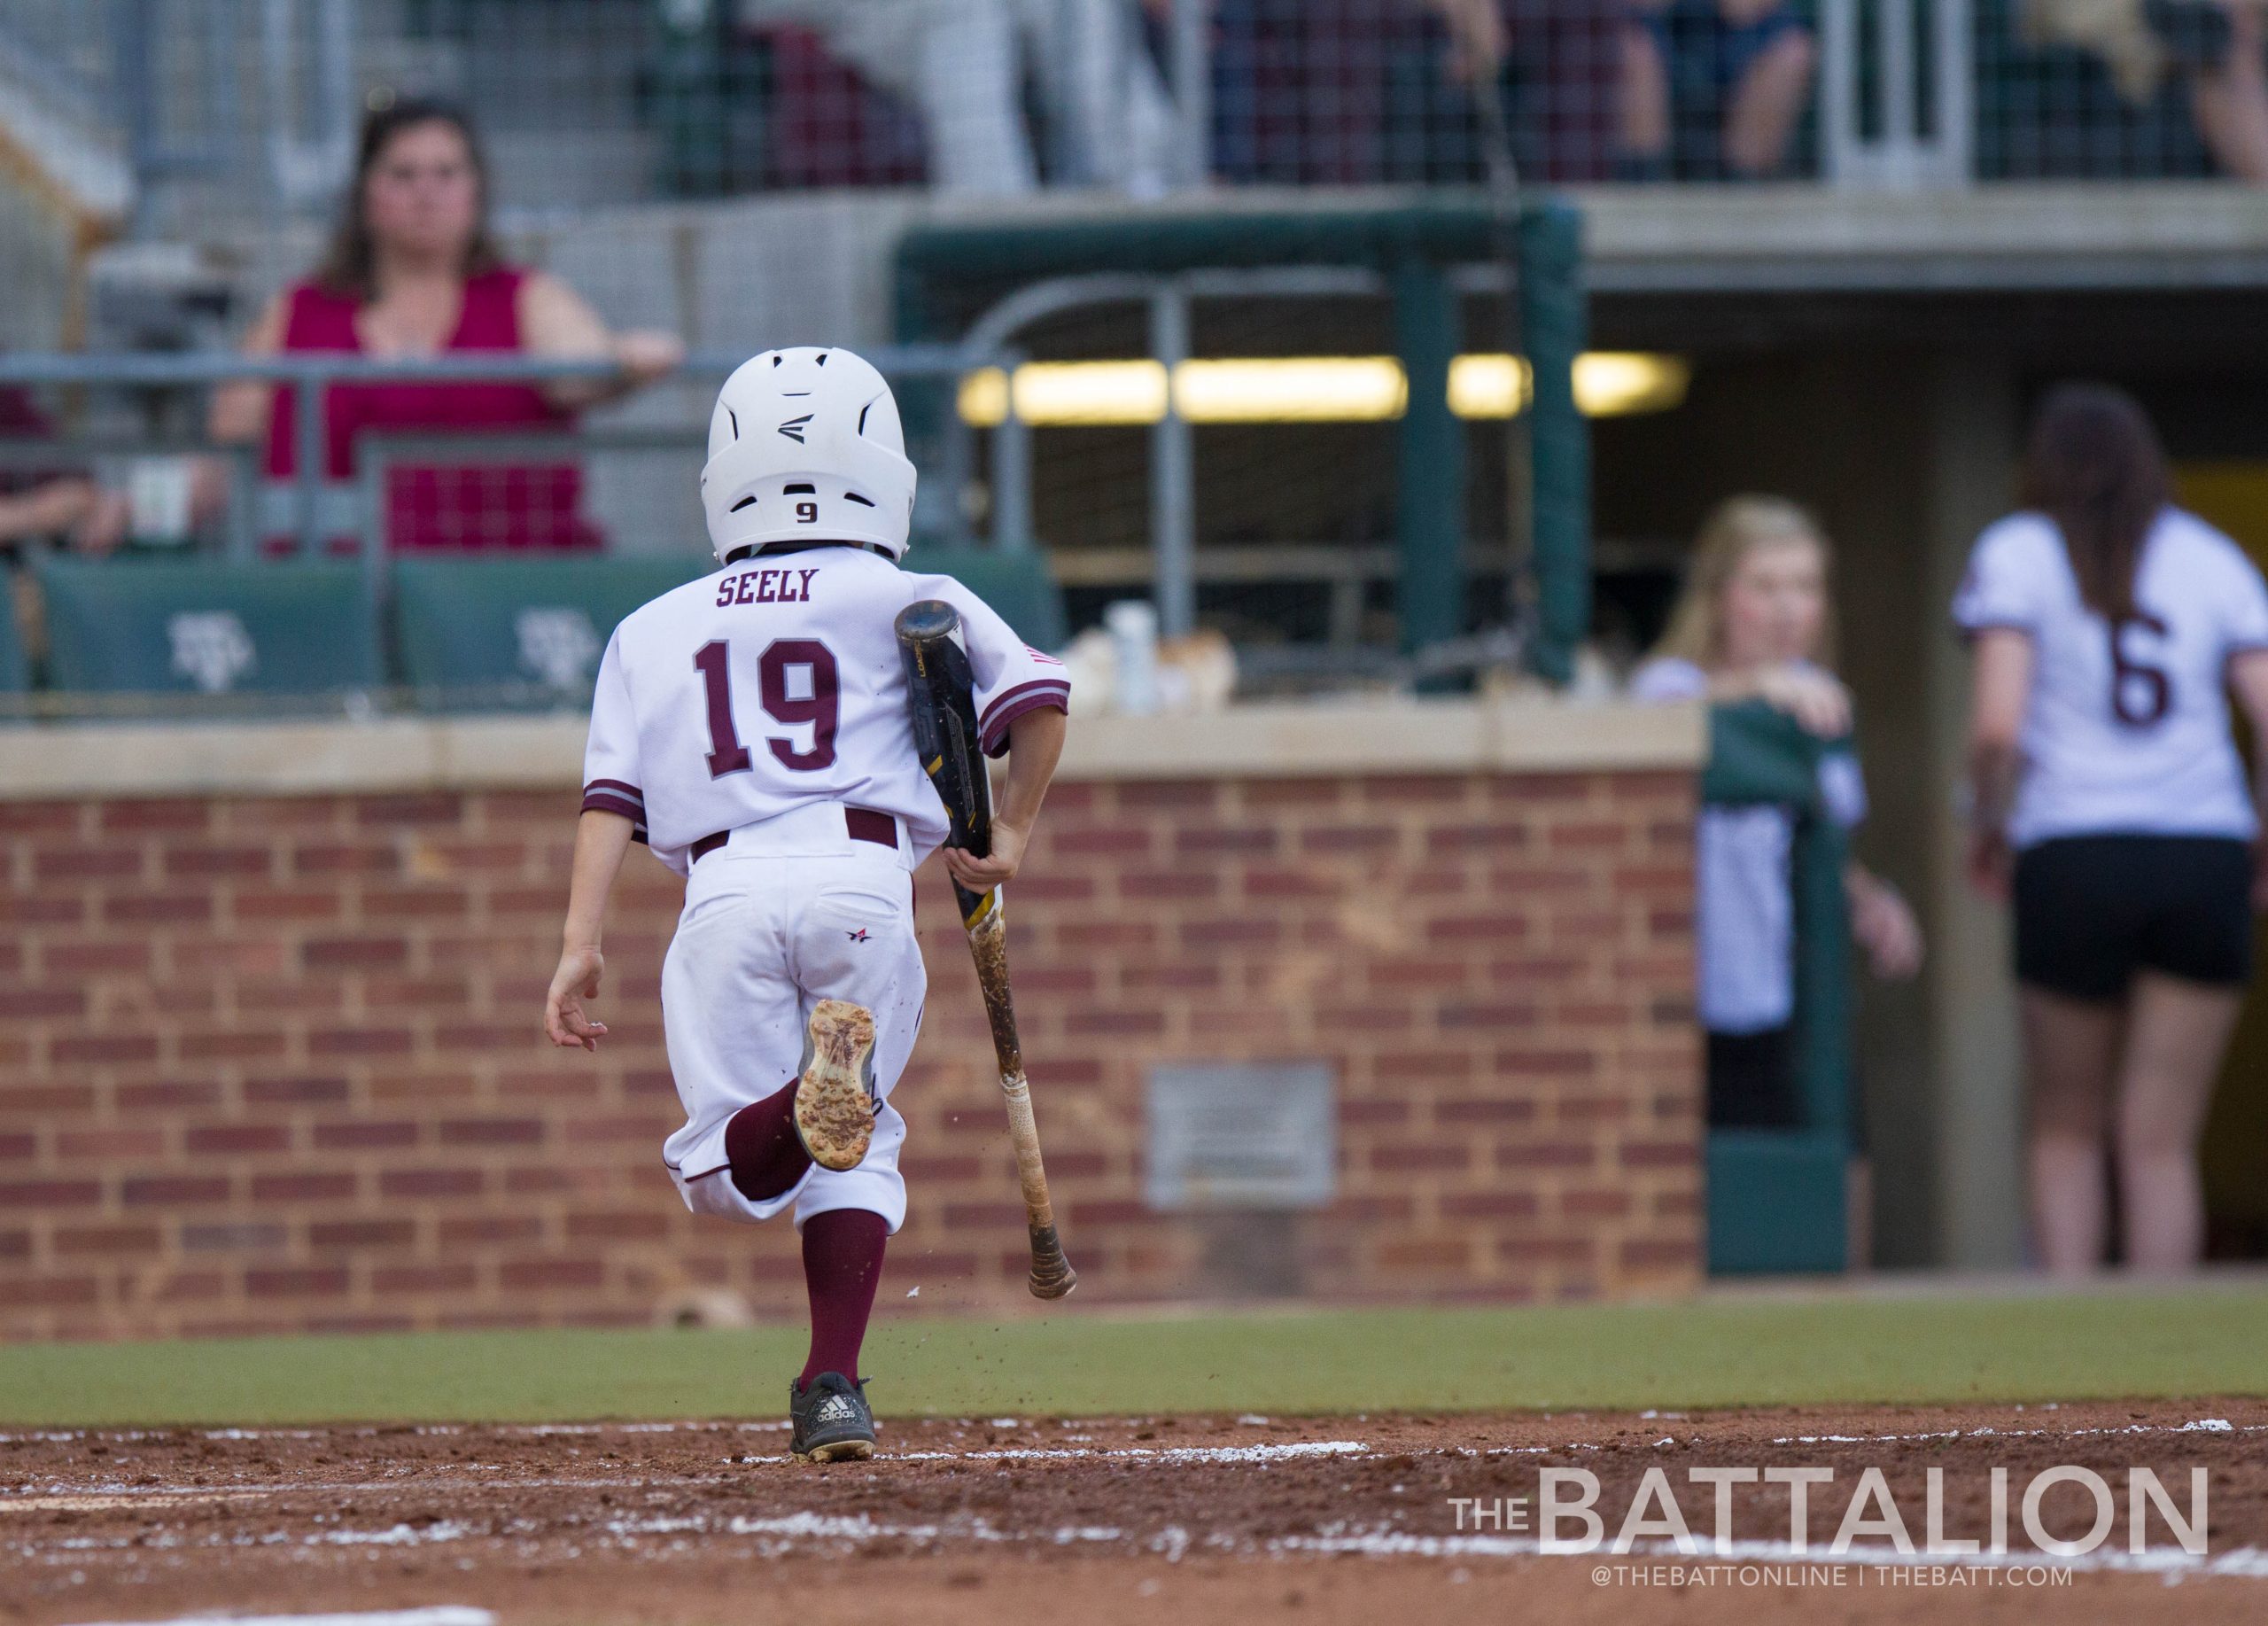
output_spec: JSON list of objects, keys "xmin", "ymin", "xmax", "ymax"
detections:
[{"xmin": 206, "ymin": 97, "xmax": 682, "ymax": 553}]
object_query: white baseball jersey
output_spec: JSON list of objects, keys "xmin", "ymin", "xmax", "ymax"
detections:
[
  {"xmin": 1953, "ymin": 506, "xmax": 2268, "ymax": 848},
  {"xmin": 580, "ymin": 544, "xmax": 1068, "ymax": 871}
]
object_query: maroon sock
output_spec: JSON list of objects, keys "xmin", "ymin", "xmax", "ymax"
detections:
[
  {"xmin": 723, "ymin": 1080, "xmax": 809, "ymax": 1202},
  {"xmin": 798, "ymin": 1208, "xmax": 889, "ymax": 1389}
]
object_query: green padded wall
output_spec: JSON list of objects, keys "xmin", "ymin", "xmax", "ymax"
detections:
[
  {"xmin": 35, "ymin": 557, "xmax": 380, "ymax": 696},
  {"xmin": 898, "ymin": 544, "xmax": 1068, "ymax": 652},
  {"xmin": 392, "ymin": 556, "xmax": 711, "ymax": 702}
]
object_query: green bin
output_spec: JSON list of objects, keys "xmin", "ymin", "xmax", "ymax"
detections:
[
  {"xmin": 1700, "ymin": 700, "xmax": 1858, "ymax": 1275},
  {"xmin": 0, "ymin": 587, "xmax": 27, "ymax": 695}
]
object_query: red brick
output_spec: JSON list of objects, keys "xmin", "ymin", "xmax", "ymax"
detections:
[
  {"xmin": 1174, "ymin": 824, "xmax": 1278, "ymax": 856},
  {"xmin": 0, "ymin": 986, "xmax": 86, "ymax": 1019},
  {"xmin": 293, "ymin": 842, "xmax": 400, "ymax": 875},
  {"xmin": 230, "ymin": 889, "xmax": 344, "ymax": 922},
  {"xmin": 33, "ymin": 846, "xmax": 144, "ymax": 882},
  {"xmin": 501, "ymin": 1258, "xmax": 604, "ymax": 1290},
  {"xmin": 178, "ymin": 1031, "xmax": 289, "ymax": 1062},
  {"xmin": 1620, "ymin": 1140, "xmax": 1698, "ymax": 1168},
  {"xmin": 163, "ymin": 844, "xmax": 274, "ymax": 879},
  {"xmin": 1117, "ymin": 782, "xmax": 1213, "ymax": 810},
  {"xmin": 1370, "ymin": 1143, "xmax": 1469, "ymax": 1172},
  {"xmin": 0, "ymin": 802, "xmax": 81, "ymax": 832},
  {"xmin": 121, "ymin": 1176, "xmax": 231, "ymax": 1205},
  {"xmin": 52, "ymin": 1031, "xmax": 161, "ymax": 1065},
  {"xmin": 97, "ymin": 798, "xmax": 210, "ymax": 832},
  {"xmin": 353, "ymin": 793, "xmax": 463, "ymax": 825},
  {"xmin": 104, "ymin": 893, "xmax": 214, "ymax": 926},
  {"xmin": 381, "ymin": 1168, "xmax": 484, "ymax": 1199},
  {"xmin": 245, "ymin": 1266, "xmax": 349, "ymax": 1298},
  {"xmin": 303, "ymin": 937, "xmax": 408, "ymax": 970},
  {"xmin": 374, "ymin": 1264, "xmax": 478, "ymax": 1295},
  {"xmin": 52, "ymin": 1224, "xmax": 162, "ymax": 1255},
  {"xmin": 1052, "ymin": 825, "xmax": 1156, "ymax": 856},
  {"xmin": 309, "ymin": 1219, "xmax": 416, "ymax": 1249},
  {"xmin": 0, "ymin": 1179, "xmax": 102, "ymax": 1207},
  {"xmin": 118, "ymin": 1080, "xmax": 222, "ymax": 1110},
  {"xmin": 0, "ymin": 892, "xmax": 83, "ymax": 926},
  {"xmin": 0, "ymin": 1273, "xmax": 98, "ymax": 1306},
  {"xmin": 182, "ymin": 1222, "xmax": 287, "ymax": 1252},
  {"xmin": 309, "ymin": 1026, "xmax": 415, "ymax": 1058},
  {"xmin": 312, "ymin": 1120, "xmax": 418, "ymax": 1149},
  {"xmin": 1443, "ymin": 1192, "xmax": 1541, "ymax": 1218},
  {"xmin": 1298, "ymin": 824, "xmax": 1399, "ymax": 853},
  {"xmin": 439, "ymin": 1118, "xmax": 545, "ymax": 1147},
  {"xmin": 249, "ymin": 1172, "xmax": 355, "ymax": 1202},
  {"xmin": 244, "ymin": 1077, "xmax": 352, "ymax": 1105},
  {"xmin": 186, "ymin": 1125, "xmax": 291, "ymax": 1155}
]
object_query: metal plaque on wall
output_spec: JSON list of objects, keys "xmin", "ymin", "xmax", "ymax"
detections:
[{"xmin": 1145, "ymin": 1062, "xmax": 1335, "ymax": 1210}]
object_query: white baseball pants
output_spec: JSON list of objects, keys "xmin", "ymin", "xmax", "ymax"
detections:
[{"xmin": 658, "ymin": 808, "xmax": 926, "ymax": 1233}]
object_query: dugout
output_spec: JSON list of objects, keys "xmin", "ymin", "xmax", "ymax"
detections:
[{"xmin": 1582, "ymin": 251, "xmax": 2268, "ymax": 1272}]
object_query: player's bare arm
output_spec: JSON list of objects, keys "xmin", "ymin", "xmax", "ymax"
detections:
[
  {"xmin": 942, "ymin": 706, "xmax": 1068, "ymax": 894},
  {"xmin": 1964, "ymin": 626, "xmax": 2033, "ymax": 899},
  {"xmin": 2231, "ymin": 648, "xmax": 2268, "ymax": 908},
  {"xmin": 544, "ymin": 807, "xmax": 637, "ymax": 1051}
]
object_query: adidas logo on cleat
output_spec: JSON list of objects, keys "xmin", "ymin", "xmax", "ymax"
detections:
[{"xmin": 815, "ymin": 1395, "xmax": 859, "ymax": 1422}]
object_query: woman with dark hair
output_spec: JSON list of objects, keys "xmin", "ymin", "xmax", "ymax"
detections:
[
  {"xmin": 206, "ymin": 97, "xmax": 681, "ymax": 552},
  {"xmin": 1957, "ymin": 383, "xmax": 2268, "ymax": 1274}
]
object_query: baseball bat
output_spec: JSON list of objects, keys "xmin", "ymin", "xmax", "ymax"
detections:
[{"xmin": 895, "ymin": 601, "xmax": 1076, "ymax": 1300}]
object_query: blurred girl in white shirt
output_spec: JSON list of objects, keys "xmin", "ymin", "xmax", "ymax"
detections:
[
  {"xmin": 1959, "ymin": 384, "xmax": 2268, "ymax": 1275},
  {"xmin": 1634, "ymin": 496, "xmax": 1922, "ymax": 1131}
]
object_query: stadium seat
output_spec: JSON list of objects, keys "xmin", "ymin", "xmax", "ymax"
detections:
[
  {"xmin": 899, "ymin": 544, "xmax": 1068, "ymax": 652},
  {"xmin": 34, "ymin": 556, "xmax": 381, "ymax": 696},
  {"xmin": 392, "ymin": 556, "xmax": 711, "ymax": 704}
]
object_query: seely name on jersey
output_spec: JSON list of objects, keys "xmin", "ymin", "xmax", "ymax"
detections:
[{"xmin": 716, "ymin": 564, "xmax": 821, "ymax": 606}]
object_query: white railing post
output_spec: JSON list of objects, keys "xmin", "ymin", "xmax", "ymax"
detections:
[{"xmin": 1821, "ymin": 0, "xmax": 1972, "ymax": 187}]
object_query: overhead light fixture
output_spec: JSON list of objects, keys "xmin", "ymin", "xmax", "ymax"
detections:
[{"xmin": 957, "ymin": 353, "xmax": 1689, "ymax": 427}]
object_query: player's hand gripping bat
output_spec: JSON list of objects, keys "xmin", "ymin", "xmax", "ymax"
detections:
[{"xmin": 895, "ymin": 601, "xmax": 1076, "ymax": 1300}]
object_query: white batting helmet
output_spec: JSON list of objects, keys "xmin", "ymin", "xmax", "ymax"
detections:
[{"xmin": 699, "ymin": 346, "xmax": 917, "ymax": 564}]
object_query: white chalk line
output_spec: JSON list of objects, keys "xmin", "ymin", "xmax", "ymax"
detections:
[
  {"xmin": 7, "ymin": 1413, "xmax": 2258, "ymax": 1451},
  {"xmin": 33, "ymin": 1504, "xmax": 2259, "ymax": 1583},
  {"xmin": 9, "ymin": 1416, "xmax": 2256, "ymax": 1502},
  {"xmin": 2, "ymin": 1439, "xmax": 1375, "ymax": 1505},
  {"xmin": 60, "ymin": 1612, "xmax": 493, "ymax": 1626}
]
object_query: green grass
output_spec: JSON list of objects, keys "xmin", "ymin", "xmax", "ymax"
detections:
[{"xmin": 4, "ymin": 1288, "xmax": 2265, "ymax": 1428}]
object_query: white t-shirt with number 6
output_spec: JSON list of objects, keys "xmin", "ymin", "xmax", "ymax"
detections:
[
  {"xmin": 1953, "ymin": 506, "xmax": 2268, "ymax": 849},
  {"xmin": 581, "ymin": 544, "xmax": 1068, "ymax": 875}
]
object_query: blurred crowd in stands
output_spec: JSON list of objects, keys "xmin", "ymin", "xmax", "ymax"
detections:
[{"xmin": 667, "ymin": 0, "xmax": 2268, "ymax": 190}]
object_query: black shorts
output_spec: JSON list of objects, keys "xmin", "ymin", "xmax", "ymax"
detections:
[
  {"xmin": 1705, "ymin": 1024, "xmax": 1799, "ymax": 1130},
  {"xmin": 2013, "ymin": 835, "xmax": 2255, "ymax": 1001}
]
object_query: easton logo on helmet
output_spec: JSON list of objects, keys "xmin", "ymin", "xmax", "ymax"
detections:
[{"xmin": 778, "ymin": 414, "xmax": 813, "ymax": 443}]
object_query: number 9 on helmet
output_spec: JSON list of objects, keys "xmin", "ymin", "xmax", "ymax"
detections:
[{"xmin": 699, "ymin": 346, "xmax": 918, "ymax": 564}]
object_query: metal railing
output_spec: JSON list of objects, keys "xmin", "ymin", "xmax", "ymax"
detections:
[{"xmin": 0, "ymin": 344, "xmax": 1014, "ymax": 572}]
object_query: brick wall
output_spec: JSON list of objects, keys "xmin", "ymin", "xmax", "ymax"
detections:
[{"xmin": 0, "ymin": 766, "xmax": 1698, "ymax": 1340}]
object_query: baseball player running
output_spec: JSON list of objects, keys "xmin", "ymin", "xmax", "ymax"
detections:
[{"xmin": 542, "ymin": 346, "xmax": 1069, "ymax": 1461}]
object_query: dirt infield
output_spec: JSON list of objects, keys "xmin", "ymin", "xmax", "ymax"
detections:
[{"xmin": 6, "ymin": 1398, "xmax": 2267, "ymax": 1623}]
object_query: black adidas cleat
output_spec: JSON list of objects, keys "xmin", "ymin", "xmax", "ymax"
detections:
[{"xmin": 789, "ymin": 1371, "xmax": 876, "ymax": 1463}]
